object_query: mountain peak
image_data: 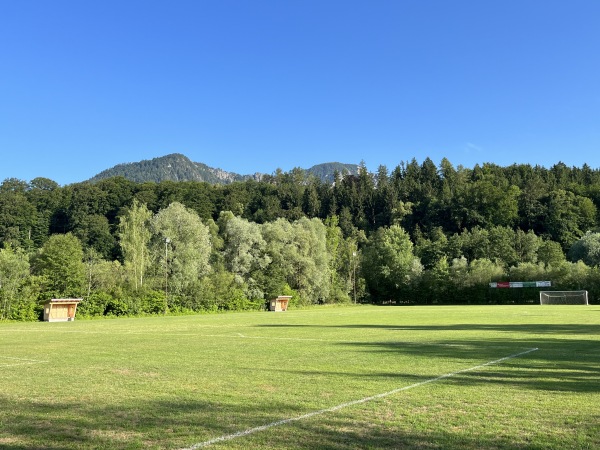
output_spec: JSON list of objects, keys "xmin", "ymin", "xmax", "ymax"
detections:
[{"xmin": 88, "ymin": 154, "xmax": 359, "ymax": 184}]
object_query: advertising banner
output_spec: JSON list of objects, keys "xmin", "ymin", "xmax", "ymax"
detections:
[{"xmin": 489, "ymin": 281, "xmax": 552, "ymax": 288}]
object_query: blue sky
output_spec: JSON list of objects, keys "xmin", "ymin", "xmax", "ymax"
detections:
[{"xmin": 1, "ymin": 0, "xmax": 599, "ymax": 186}]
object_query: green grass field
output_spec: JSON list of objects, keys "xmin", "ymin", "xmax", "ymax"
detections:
[{"xmin": 1, "ymin": 305, "xmax": 599, "ymax": 449}]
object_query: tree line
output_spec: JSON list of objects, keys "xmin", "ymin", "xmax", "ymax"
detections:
[{"xmin": 2, "ymin": 158, "xmax": 600, "ymax": 320}]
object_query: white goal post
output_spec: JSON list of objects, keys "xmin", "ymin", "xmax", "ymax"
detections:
[{"xmin": 539, "ymin": 291, "xmax": 589, "ymax": 305}]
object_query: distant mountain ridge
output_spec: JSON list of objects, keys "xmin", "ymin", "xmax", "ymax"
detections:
[{"xmin": 87, "ymin": 153, "xmax": 359, "ymax": 184}]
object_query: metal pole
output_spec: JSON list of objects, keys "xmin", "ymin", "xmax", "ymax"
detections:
[
  {"xmin": 164, "ymin": 237, "xmax": 170, "ymax": 314},
  {"xmin": 353, "ymin": 251, "xmax": 357, "ymax": 304}
]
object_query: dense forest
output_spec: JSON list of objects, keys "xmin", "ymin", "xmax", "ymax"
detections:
[{"xmin": 2, "ymin": 157, "xmax": 600, "ymax": 320}]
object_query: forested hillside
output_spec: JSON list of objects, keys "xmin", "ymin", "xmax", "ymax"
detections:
[
  {"xmin": 87, "ymin": 153, "xmax": 360, "ymax": 184},
  {"xmin": 88, "ymin": 153, "xmax": 259, "ymax": 184},
  {"xmin": 2, "ymin": 158, "xmax": 600, "ymax": 320}
]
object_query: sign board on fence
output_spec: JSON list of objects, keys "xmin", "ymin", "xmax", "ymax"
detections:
[{"xmin": 489, "ymin": 281, "xmax": 551, "ymax": 289}]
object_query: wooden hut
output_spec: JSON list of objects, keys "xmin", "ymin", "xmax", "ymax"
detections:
[
  {"xmin": 43, "ymin": 299, "xmax": 82, "ymax": 322},
  {"xmin": 269, "ymin": 295, "xmax": 291, "ymax": 312}
]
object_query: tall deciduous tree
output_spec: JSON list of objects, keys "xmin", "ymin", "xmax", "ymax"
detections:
[
  {"xmin": 545, "ymin": 190, "xmax": 597, "ymax": 249},
  {"xmin": 220, "ymin": 214, "xmax": 271, "ymax": 299},
  {"xmin": 414, "ymin": 227, "xmax": 448, "ymax": 269},
  {"xmin": 33, "ymin": 233, "xmax": 85, "ymax": 298},
  {"xmin": 119, "ymin": 199, "xmax": 152, "ymax": 290},
  {"xmin": 362, "ymin": 225, "xmax": 423, "ymax": 300},
  {"xmin": 0, "ymin": 245, "xmax": 32, "ymax": 319},
  {"xmin": 262, "ymin": 217, "xmax": 331, "ymax": 304},
  {"xmin": 294, "ymin": 217, "xmax": 331, "ymax": 303},
  {"xmin": 152, "ymin": 202, "xmax": 211, "ymax": 296},
  {"xmin": 537, "ymin": 240, "xmax": 566, "ymax": 268},
  {"xmin": 324, "ymin": 215, "xmax": 353, "ymax": 302},
  {"xmin": 0, "ymin": 179, "xmax": 37, "ymax": 249},
  {"xmin": 568, "ymin": 232, "xmax": 600, "ymax": 267}
]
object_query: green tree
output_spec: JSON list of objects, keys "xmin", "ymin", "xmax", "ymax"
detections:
[
  {"xmin": 193, "ymin": 268, "xmax": 248, "ymax": 311},
  {"xmin": 262, "ymin": 217, "xmax": 331, "ymax": 304},
  {"xmin": 0, "ymin": 245, "xmax": 32, "ymax": 319},
  {"xmin": 61, "ymin": 183, "xmax": 109, "ymax": 232},
  {"xmin": 373, "ymin": 164, "xmax": 394, "ymax": 228},
  {"xmin": 324, "ymin": 215, "xmax": 353, "ymax": 303},
  {"xmin": 488, "ymin": 226, "xmax": 519, "ymax": 267},
  {"xmin": 518, "ymin": 176, "xmax": 548, "ymax": 233},
  {"xmin": 32, "ymin": 233, "xmax": 85, "ymax": 299},
  {"xmin": 0, "ymin": 180, "xmax": 37, "ymax": 249},
  {"xmin": 460, "ymin": 227, "xmax": 491, "ymax": 262},
  {"xmin": 302, "ymin": 180, "xmax": 322, "ymax": 218},
  {"xmin": 460, "ymin": 176, "xmax": 520, "ymax": 229},
  {"xmin": 93, "ymin": 176, "xmax": 136, "ymax": 226},
  {"xmin": 83, "ymin": 248, "xmax": 123, "ymax": 299},
  {"xmin": 291, "ymin": 217, "xmax": 331, "ymax": 303},
  {"xmin": 414, "ymin": 227, "xmax": 448, "ymax": 269},
  {"xmin": 278, "ymin": 167, "xmax": 307, "ymax": 220},
  {"xmin": 419, "ymin": 256, "xmax": 451, "ymax": 304},
  {"xmin": 514, "ymin": 229, "xmax": 541, "ymax": 264},
  {"xmin": 362, "ymin": 225, "xmax": 423, "ymax": 301},
  {"xmin": 220, "ymin": 214, "xmax": 271, "ymax": 300},
  {"xmin": 74, "ymin": 214, "xmax": 116, "ymax": 259},
  {"xmin": 509, "ymin": 263, "xmax": 548, "ymax": 285},
  {"xmin": 537, "ymin": 240, "xmax": 566, "ymax": 268},
  {"xmin": 152, "ymin": 202, "xmax": 211, "ymax": 297},
  {"xmin": 27, "ymin": 177, "xmax": 61, "ymax": 248},
  {"xmin": 568, "ymin": 232, "xmax": 600, "ymax": 267},
  {"xmin": 466, "ymin": 258, "xmax": 505, "ymax": 287},
  {"xmin": 545, "ymin": 190, "xmax": 597, "ymax": 249},
  {"xmin": 119, "ymin": 199, "xmax": 152, "ymax": 290}
]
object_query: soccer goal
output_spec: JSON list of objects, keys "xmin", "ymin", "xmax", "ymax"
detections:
[{"xmin": 539, "ymin": 290, "xmax": 589, "ymax": 305}]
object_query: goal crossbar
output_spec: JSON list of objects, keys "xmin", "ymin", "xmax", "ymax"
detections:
[{"xmin": 540, "ymin": 290, "xmax": 589, "ymax": 305}]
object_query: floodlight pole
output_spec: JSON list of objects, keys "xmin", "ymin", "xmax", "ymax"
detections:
[
  {"xmin": 164, "ymin": 237, "xmax": 171, "ymax": 314},
  {"xmin": 353, "ymin": 251, "xmax": 357, "ymax": 304}
]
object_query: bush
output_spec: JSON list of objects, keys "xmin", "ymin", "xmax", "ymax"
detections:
[
  {"xmin": 141, "ymin": 290, "xmax": 167, "ymax": 315},
  {"xmin": 78, "ymin": 292, "xmax": 112, "ymax": 317},
  {"xmin": 104, "ymin": 298, "xmax": 129, "ymax": 316},
  {"xmin": 189, "ymin": 270, "xmax": 251, "ymax": 312}
]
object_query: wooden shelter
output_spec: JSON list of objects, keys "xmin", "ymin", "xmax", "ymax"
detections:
[
  {"xmin": 269, "ymin": 296, "xmax": 291, "ymax": 312},
  {"xmin": 43, "ymin": 299, "xmax": 82, "ymax": 322}
]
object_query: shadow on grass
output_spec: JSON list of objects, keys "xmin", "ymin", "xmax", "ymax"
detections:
[
  {"xmin": 1, "ymin": 394, "xmax": 598, "ymax": 450},
  {"xmin": 258, "ymin": 322, "xmax": 600, "ymax": 336},
  {"xmin": 0, "ymin": 396, "xmax": 304, "ymax": 450},
  {"xmin": 248, "ymin": 413, "xmax": 600, "ymax": 450},
  {"xmin": 2, "ymin": 320, "xmax": 599, "ymax": 449},
  {"xmin": 257, "ymin": 322, "xmax": 600, "ymax": 395}
]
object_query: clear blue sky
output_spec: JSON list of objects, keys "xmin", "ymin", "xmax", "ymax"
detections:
[{"xmin": 1, "ymin": 0, "xmax": 599, "ymax": 186}]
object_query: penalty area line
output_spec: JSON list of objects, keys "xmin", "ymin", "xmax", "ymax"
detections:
[{"xmin": 181, "ymin": 347, "xmax": 539, "ymax": 449}]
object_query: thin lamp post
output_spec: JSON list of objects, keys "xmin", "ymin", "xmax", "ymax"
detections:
[
  {"xmin": 164, "ymin": 237, "xmax": 171, "ymax": 314},
  {"xmin": 353, "ymin": 251, "xmax": 357, "ymax": 304}
]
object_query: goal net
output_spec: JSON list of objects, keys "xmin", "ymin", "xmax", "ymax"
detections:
[{"xmin": 539, "ymin": 290, "xmax": 589, "ymax": 305}]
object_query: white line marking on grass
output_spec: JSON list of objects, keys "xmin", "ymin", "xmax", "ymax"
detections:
[
  {"xmin": 0, "ymin": 362, "xmax": 47, "ymax": 367},
  {"xmin": 181, "ymin": 347, "xmax": 539, "ymax": 449},
  {"xmin": 0, "ymin": 356, "xmax": 49, "ymax": 367}
]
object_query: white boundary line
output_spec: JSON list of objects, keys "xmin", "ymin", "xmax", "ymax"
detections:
[
  {"xmin": 0, "ymin": 356, "xmax": 49, "ymax": 367},
  {"xmin": 181, "ymin": 348, "xmax": 539, "ymax": 449},
  {"xmin": 0, "ymin": 329, "xmax": 532, "ymax": 349}
]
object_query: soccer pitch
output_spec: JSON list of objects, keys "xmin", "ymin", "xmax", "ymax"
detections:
[{"xmin": 1, "ymin": 305, "xmax": 599, "ymax": 449}]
